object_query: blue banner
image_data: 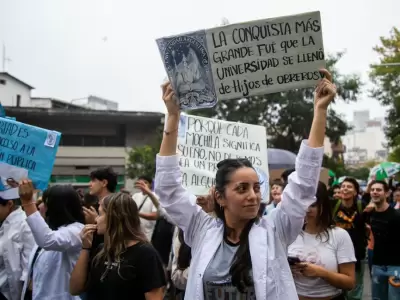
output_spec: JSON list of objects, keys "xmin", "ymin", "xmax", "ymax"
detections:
[{"xmin": 0, "ymin": 117, "xmax": 61, "ymax": 192}]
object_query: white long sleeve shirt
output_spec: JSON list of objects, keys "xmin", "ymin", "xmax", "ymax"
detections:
[
  {"xmin": 0, "ymin": 208, "xmax": 35, "ymax": 300},
  {"xmin": 20, "ymin": 212, "xmax": 83, "ymax": 300},
  {"xmin": 155, "ymin": 140, "xmax": 323, "ymax": 300}
]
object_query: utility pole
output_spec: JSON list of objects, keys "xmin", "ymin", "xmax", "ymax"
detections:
[{"xmin": 2, "ymin": 43, "xmax": 12, "ymax": 71}]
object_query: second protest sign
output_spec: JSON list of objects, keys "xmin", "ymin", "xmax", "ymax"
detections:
[{"xmin": 176, "ymin": 114, "xmax": 269, "ymax": 197}]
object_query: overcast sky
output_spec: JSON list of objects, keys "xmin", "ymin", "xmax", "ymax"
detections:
[{"xmin": 0, "ymin": 0, "xmax": 398, "ymax": 122}]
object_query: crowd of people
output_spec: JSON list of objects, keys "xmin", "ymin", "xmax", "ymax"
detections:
[{"xmin": 0, "ymin": 70, "xmax": 398, "ymax": 300}]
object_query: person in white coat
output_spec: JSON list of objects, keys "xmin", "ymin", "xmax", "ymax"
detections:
[
  {"xmin": 156, "ymin": 69, "xmax": 336, "ymax": 300},
  {"xmin": 18, "ymin": 182, "xmax": 85, "ymax": 300},
  {"xmin": 0, "ymin": 188, "xmax": 35, "ymax": 300}
]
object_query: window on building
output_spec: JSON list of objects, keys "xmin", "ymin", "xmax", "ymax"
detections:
[
  {"xmin": 16, "ymin": 95, "xmax": 21, "ymax": 107},
  {"xmin": 83, "ymin": 136, "xmax": 104, "ymax": 146},
  {"xmin": 0, "ymin": 79, "xmax": 6, "ymax": 85},
  {"xmin": 59, "ymin": 135, "xmax": 84, "ymax": 146},
  {"xmin": 59, "ymin": 135, "xmax": 125, "ymax": 147}
]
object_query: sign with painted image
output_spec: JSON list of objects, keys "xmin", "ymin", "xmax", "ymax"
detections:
[{"xmin": 157, "ymin": 11, "xmax": 325, "ymax": 109}]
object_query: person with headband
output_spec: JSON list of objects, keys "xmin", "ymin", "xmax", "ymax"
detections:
[{"xmin": 155, "ymin": 69, "xmax": 336, "ymax": 299}]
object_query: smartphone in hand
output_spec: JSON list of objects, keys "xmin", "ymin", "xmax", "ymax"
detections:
[{"xmin": 288, "ymin": 256, "xmax": 301, "ymax": 266}]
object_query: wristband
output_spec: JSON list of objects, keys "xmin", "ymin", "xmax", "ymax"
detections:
[{"xmin": 82, "ymin": 247, "xmax": 91, "ymax": 251}]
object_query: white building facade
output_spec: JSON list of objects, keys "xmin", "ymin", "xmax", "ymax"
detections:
[
  {"xmin": 1, "ymin": 72, "xmax": 162, "ymax": 190},
  {"xmin": 0, "ymin": 72, "xmax": 33, "ymax": 107}
]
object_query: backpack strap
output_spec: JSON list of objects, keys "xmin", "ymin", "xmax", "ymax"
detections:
[
  {"xmin": 356, "ymin": 199, "xmax": 363, "ymax": 214},
  {"xmin": 138, "ymin": 196, "xmax": 149, "ymax": 211},
  {"xmin": 332, "ymin": 200, "xmax": 341, "ymax": 217}
]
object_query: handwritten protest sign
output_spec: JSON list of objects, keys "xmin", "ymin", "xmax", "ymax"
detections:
[
  {"xmin": 174, "ymin": 114, "xmax": 269, "ymax": 199},
  {"xmin": 0, "ymin": 117, "xmax": 61, "ymax": 196},
  {"xmin": 157, "ymin": 11, "xmax": 325, "ymax": 108}
]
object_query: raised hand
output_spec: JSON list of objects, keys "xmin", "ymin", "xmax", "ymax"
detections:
[
  {"xmin": 135, "ymin": 180, "xmax": 151, "ymax": 195},
  {"xmin": 80, "ymin": 224, "xmax": 97, "ymax": 249},
  {"xmin": 18, "ymin": 179, "xmax": 35, "ymax": 203},
  {"xmin": 161, "ymin": 82, "xmax": 180, "ymax": 116},
  {"xmin": 314, "ymin": 69, "xmax": 337, "ymax": 111},
  {"xmin": 83, "ymin": 206, "xmax": 98, "ymax": 224}
]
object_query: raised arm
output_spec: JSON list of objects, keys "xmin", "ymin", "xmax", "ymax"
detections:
[
  {"xmin": 19, "ymin": 180, "xmax": 83, "ymax": 251},
  {"xmin": 268, "ymin": 69, "xmax": 336, "ymax": 247},
  {"xmin": 70, "ymin": 224, "xmax": 97, "ymax": 295},
  {"xmin": 155, "ymin": 83, "xmax": 211, "ymax": 247},
  {"xmin": 25, "ymin": 212, "xmax": 83, "ymax": 251}
]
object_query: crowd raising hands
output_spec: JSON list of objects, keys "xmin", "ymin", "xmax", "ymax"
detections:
[{"xmin": 0, "ymin": 70, "xmax": 376, "ymax": 300}]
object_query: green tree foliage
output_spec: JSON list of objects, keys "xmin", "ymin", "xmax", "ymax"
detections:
[
  {"xmin": 370, "ymin": 27, "xmax": 400, "ymax": 162},
  {"xmin": 191, "ymin": 52, "xmax": 362, "ymax": 153},
  {"xmin": 323, "ymin": 154, "xmax": 346, "ymax": 177},
  {"xmin": 346, "ymin": 167, "xmax": 370, "ymax": 181},
  {"xmin": 126, "ymin": 127, "xmax": 163, "ymax": 179},
  {"xmin": 388, "ymin": 143, "xmax": 400, "ymax": 162}
]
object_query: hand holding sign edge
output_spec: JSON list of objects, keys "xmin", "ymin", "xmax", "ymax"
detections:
[
  {"xmin": 161, "ymin": 82, "xmax": 180, "ymax": 117},
  {"xmin": 314, "ymin": 69, "xmax": 336, "ymax": 111},
  {"xmin": 18, "ymin": 179, "xmax": 35, "ymax": 203}
]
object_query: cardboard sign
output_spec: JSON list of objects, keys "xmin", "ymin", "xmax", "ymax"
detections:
[
  {"xmin": 0, "ymin": 117, "xmax": 61, "ymax": 197},
  {"xmin": 157, "ymin": 11, "xmax": 325, "ymax": 109},
  {"xmin": 175, "ymin": 114, "xmax": 269, "ymax": 199}
]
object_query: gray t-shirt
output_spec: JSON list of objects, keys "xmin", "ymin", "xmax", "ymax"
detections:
[{"xmin": 203, "ymin": 239, "xmax": 256, "ymax": 300}]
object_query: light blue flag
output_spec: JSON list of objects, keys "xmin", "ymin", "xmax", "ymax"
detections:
[{"xmin": 0, "ymin": 118, "xmax": 61, "ymax": 192}]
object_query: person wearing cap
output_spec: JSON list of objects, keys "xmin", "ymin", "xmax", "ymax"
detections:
[{"xmin": 0, "ymin": 187, "xmax": 35, "ymax": 300}]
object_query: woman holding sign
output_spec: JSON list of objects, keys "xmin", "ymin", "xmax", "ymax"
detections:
[
  {"xmin": 156, "ymin": 69, "xmax": 336, "ymax": 300},
  {"xmin": 18, "ymin": 183, "xmax": 85, "ymax": 300}
]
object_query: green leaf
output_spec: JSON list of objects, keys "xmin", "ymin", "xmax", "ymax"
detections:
[
  {"xmin": 126, "ymin": 126, "xmax": 163, "ymax": 179},
  {"xmin": 369, "ymin": 27, "xmax": 400, "ymax": 149}
]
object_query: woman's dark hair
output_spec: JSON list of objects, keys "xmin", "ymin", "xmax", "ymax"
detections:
[
  {"xmin": 214, "ymin": 158, "xmax": 257, "ymax": 293},
  {"xmin": 42, "ymin": 188, "xmax": 50, "ymax": 205},
  {"xmin": 177, "ymin": 229, "xmax": 192, "ymax": 270},
  {"xmin": 83, "ymin": 193, "xmax": 99, "ymax": 210},
  {"xmin": 304, "ymin": 181, "xmax": 335, "ymax": 242},
  {"xmin": 45, "ymin": 185, "xmax": 85, "ymax": 230},
  {"xmin": 258, "ymin": 202, "xmax": 267, "ymax": 216},
  {"xmin": 281, "ymin": 168, "xmax": 295, "ymax": 184}
]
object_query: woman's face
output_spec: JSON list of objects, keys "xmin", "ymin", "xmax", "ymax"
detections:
[
  {"xmin": 218, "ymin": 167, "xmax": 261, "ymax": 220},
  {"xmin": 271, "ymin": 184, "xmax": 283, "ymax": 202},
  {"xmin": 95, "ymin": 204, "xmax": 107, "ymax": 235},
  {"xmin": 306, "ymin": 202, "xmax": 319, "ymax": 220}
]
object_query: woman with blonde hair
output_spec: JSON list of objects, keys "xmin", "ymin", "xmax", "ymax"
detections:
[{"xmin": 69, "ymin": 192, "xmax": 166, "ymax": 300}]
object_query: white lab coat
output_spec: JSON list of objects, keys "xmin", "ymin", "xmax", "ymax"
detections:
[
  {"xmin": 20, "ymin": 212, "xmax": 83, "ymax": 300},
  {"xmin": 155, "ymin": 140, "xmax": 323, "ymax": 300},
  {"xmin": 0, "ymin": 208, "xmax": 35, "ymax": 300}
]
